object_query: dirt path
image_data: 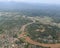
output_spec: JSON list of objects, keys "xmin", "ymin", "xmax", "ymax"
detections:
[{"xmin": 19, "ymin": 19, "xmax": 60, "ymax": 48}]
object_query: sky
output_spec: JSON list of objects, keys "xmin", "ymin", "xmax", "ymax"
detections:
[{"xmin": 0, "ymin": 0, "xmax": 60, "ymax": 4}]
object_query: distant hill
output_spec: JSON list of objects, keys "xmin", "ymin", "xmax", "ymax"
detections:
[
  {"xmin": 0, "ymin": 2, "xmax": 60, "ymax": 11},
  {"xmin": 0, "ymin": 2, "xmax": 60, "ymax": 18}
]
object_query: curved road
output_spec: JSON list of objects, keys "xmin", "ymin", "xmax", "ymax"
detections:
[{"xmin": 19, "ymin": 19, "xmax": 60, "ymax": 48}]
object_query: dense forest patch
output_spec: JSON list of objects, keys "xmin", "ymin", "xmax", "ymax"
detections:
[{"xmin": 26, "ymin": 23, "xmax": 60, "ymax": 44}]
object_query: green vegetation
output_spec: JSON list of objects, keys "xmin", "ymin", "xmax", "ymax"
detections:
[
  {"xmin": 25, "ymin": 33, "xmax": 30, "ymax": 36},
  {"xmin": 0, "ymin": 12, "xmax": 33, "ymax": 48},
  {"xmin": 19, "ymin": 31, "xmax": 22, "ymax": 34},
  {"xmin": 20, "ymin": 37, "xmax": 26, "ymax": 43},
  {"xmin": 0, "ymin": 11, "xmax": 60, "ymax": 48},
  {"xmin": 13, "ymin": 34, "xmax": 18, "ymax": 38},
  {"xmin": 0, "ymin": 29, "xmax": 3, "ymax": 34},
  {"xmin": 26, "ymin": 23, "xmax": 60, "ymax": 44}
]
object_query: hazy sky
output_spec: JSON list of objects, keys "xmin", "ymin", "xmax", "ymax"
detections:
[{"xmin": 0, "ymin": 0, "xmax": 60, "ymax": 4}]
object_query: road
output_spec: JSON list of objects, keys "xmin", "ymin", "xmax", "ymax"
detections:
[{"xmin": 19, "ymin": 19, "xmax": 60, "ymax": 48}]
